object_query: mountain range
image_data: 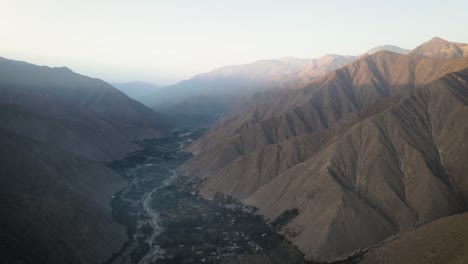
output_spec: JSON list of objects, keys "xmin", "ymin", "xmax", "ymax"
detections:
[
  {"xmin": 136, "ymin": 54, "xmax": 358, "ymax": 120},
  {"xmin": 181, "ymin": 37, "xmax": 468, "ymax": 262},
  {"xmin": 126, "ymin": 40, "xmax": 453, "ymax": 124},
  {"xmin": 1, "ymin": 36, "xmax": 467, "ymax": 264}
]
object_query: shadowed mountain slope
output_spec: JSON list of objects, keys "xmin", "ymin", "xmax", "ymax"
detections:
[
  {"xmin": 0, "ymin": 57, "xmax": 171, "ymax": 141},
  {"xmin": 0, "ymin": 128, "xmax": 127, "ymax": 264},
  {"xmin": 0, "ymin": 57, "xmax": 173, "ymax": 263}
]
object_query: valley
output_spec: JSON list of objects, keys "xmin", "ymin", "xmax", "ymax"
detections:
[
  {"xmin": 106, "ymin": 129, "xmax": 312, "ymax": 264},
  {"xmin": 2, "ymin": 3, "xmax": 468, "ymax": 261}
]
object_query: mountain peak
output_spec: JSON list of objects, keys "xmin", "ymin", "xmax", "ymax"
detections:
[
  {"xmin": 428, "ymin": 36, "xmax": 449, "ymax": 42},
  {"xmin": 419, "ymin": 36, "xmax": 451, "ymax": 47},
  {"xmin": 411, "ymin": 37, "xmax": 467, "ymax": 59},
  {"xmin": 52, "ymin": 66, "xmax": 73, "ymax": 73}
]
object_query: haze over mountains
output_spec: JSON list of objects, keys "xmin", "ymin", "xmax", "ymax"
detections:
[
  {"xmin": 119, "ymin": 40, "xmax": 434, "ymax": 125},
  {"xmin": 113, "ymin": 37, "xmax": 468, "ymax": 130},
  {"xmin": 109, "ymin": 55, "xmax": 354, "ymax": 121},
  {"xmin": 112, "ymin": 81, "xmax": 160, "ymax": 100},
  {"xmin": 181, "ymin": 37, "xmax": 468, "ymax": 262},
  {"xmin": 1, "ymin": 36, "xmax": 468, "ymax": 264}
]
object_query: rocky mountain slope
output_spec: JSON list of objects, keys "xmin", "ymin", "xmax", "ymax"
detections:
[
  {"xmin": 186, "ymin": 49, "xmax": 468, "ymax": 157},
  {"xmin": 359, "ymin": 212, "xmax": 468, "ymax": 264},
  {"xmin": 0, "ymin": 57, "xmax": 172, "ymax": 264},
  {"xmin": 181, "ymin": 38, "xmax": 468, "ymax": 262}
]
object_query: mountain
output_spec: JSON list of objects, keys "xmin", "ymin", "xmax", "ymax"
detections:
[
  {"xmin": 112, "ymin": 81, "xmax": 160, "ymax": 100},
  {"xmin": 0, "ymin": 57, "xmax": 170, "ymax": 140},
  {"xmin": 411, "ymin": 37, "xmax": 468, "ymax": 59},
  {"xmin": 181, "ymin": 39, "xmax": 468, "ymax": 262},
  {"xmin": 0, "ymin": 57, "xmax": 172, "ymax": 263},
  {"xmin": 367, "ymin": 45, "xmax": 411, "ymax": 55},
  {"xmin": 185, "ymin": 50, "xmax": 468, "ymax": 156}
]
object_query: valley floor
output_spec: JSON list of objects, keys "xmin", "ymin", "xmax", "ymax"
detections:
[{"xmin": 105, "ymin": 129, "xmax": 311, "ymax": 264}]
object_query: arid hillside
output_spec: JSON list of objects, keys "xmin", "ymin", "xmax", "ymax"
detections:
[{"xmin": 181, "ymin": 38, "xmax": 468, "ymax": 262}]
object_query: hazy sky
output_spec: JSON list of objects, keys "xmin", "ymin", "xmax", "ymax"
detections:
[{"xmin": 1, "ymin": 0, "xmax": 468, "ymax": 85}]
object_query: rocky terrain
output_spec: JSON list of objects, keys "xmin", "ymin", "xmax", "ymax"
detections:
[
  {"xmin": 358, "ymin": 212, "xmax": 468, "ymax": 264},
  {"xmin": 181, "ymin": 38, "xmax": 468, "ymax": 262}
]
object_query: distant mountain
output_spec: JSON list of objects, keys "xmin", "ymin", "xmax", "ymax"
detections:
[
  {"xmin": 411, "ymin": 36, "xmax": 468, "ymax": 59},
  {"xmin": 140, "ymin": 58, "xmax": 306, "ymax": 107},
  {"xmin": 141, "ymin": 55, "xmax": 356, "ymax": 120},
  {"xmin": 156, "ymin": 95, "xmax": 245, "ymax": 128},
  {"xmin": 112, "ymin": 81, "xmax": 160, "ymax": 100},
  {"xmin": 0, "ymin": 57, "xmax": 172, "ymax": 263},
  {"xmin": 182, "ymin": 38, "xmax": 468, "ymax": 262},
  {"xmin": 367, "ymin": 44, "xmax": 411, "ymax": 55},
  {"xmin": 286, "ymin": 54, "xmax": 356, "ymax": 89}
]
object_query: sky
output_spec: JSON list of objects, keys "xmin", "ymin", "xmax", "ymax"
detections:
[{"xmin": 1, "ymin": 0, "xmax": 468, "ymax": 85}]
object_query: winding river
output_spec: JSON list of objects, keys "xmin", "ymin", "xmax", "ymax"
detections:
[{"xmin": 138, "ymin": 169, "xmax": 178, "ymax": 264}]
